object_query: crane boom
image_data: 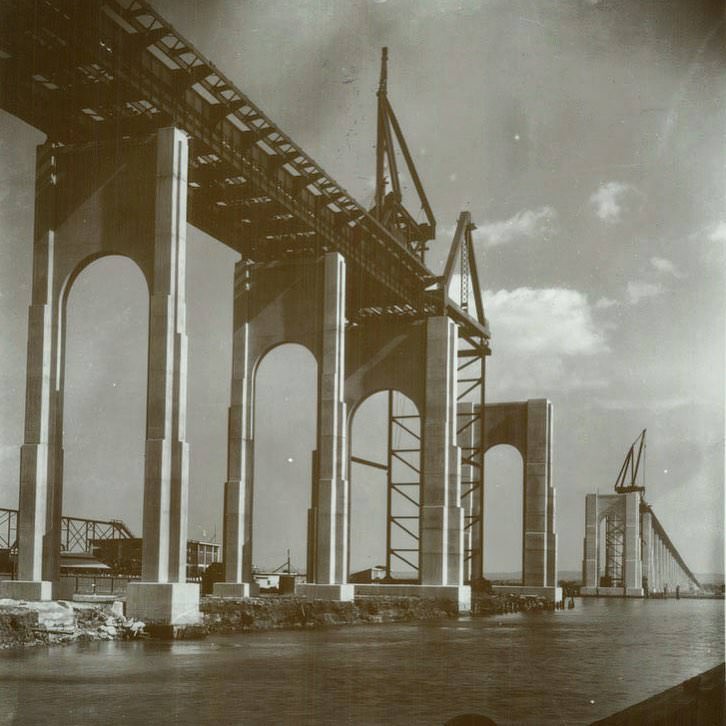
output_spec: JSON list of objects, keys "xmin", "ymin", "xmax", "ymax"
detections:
[{"xmin": 614, "ymin": 428, "xmax": 647, "ymax": 494}]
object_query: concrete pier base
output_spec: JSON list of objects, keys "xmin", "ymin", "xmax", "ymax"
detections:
[
  {"xmin": 126, "ymin": 582, "xmax": 201, "ymax": 625},
  {"xmin": 0, "ymin": 580, "xmax": 54, "ymax": 601},
  {"xmin": 491, "ymin": 585, "xmax": 563, "ymax": 603},
  {"xmin": 298, "ymin": 583, "xmax": 355, "ymax": 602},
  {"xmin": 354, "ymin": 584, "xmax": 472, "ymax": 613},
  {"xmin": 212, "ymin": 582, "xmax": 258, "ymax": 599}
]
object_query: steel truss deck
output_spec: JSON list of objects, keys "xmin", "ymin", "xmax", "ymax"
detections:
[{"xmin": 0, "ymin": 0, "xmax": 490, "ymax": 334}]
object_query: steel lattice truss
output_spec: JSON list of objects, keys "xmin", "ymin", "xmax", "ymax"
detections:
[
  {"xmin": 60, "ymin": 515, "xmax": 134, "ymax": 553},
  {"xmin": 0, "ymin": 508, "xmax": 133, "ymax": 553},
  {"xmin": 0, "ymin": 508, "xmax": 17, "ymax": 550},
  {"xmin": 456, "ymin": 353, "xmax": 484, "ymax": 570},
  {"xmin": 386, "ymin": 394, "xmax": 421, "ymax": 579},
  {"xmin": 603, "ymin": 513, "xmax": 624, "ymax": 588}
]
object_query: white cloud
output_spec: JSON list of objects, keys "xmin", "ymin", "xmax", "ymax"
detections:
[
  {"xmin": 626, "ymin": 280, "xmax": 663, "ymax": 304},
  {"xmin": 485, "ymin": 287, "xmax": 608, "ymax": 356},
  {"xmin": 650, "ymin": 256, "xmax": 682, "ymax": 278},
  {"xmin": 708, "ymin": 222, "xmax": 726, "ymax": 243},
  {"xmin": 589, "ymin": 181, "xmax": 634, "ymax": 223},
  {"xmin": 483, "ymin": 287, "xmax": 609, "ymax": 396},
  {"xmin": 474, "ymin": 206, "xmax": 557, "ymax": 247}
]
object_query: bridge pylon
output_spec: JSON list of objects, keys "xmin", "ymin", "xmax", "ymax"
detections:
[{"xmin": 0, "ymin": 128, "xmax": 200, "ymax": 627}]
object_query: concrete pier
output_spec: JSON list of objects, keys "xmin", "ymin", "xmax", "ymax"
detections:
[
  {"xmin": 482, "ymin": 400, "xmax": 561, "ymax": 602},
  {"xmin": 420, "ymin": 317, "xmax": 464, "ymax": 587},
  {"xmin": 128, "ymin": 129, "xmax": 198, "ymax": 626},
  {"xmin": 308, "ymin": 253, "xmax": 349, "ymax": 586},
  {"xmin": 0, "ymin": 129, "xmax": 200, "ymax": 626}
]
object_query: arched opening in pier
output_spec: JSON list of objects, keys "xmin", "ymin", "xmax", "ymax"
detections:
[
  {"xmin": 483, "ymin": 444, "xmax": 524, "ymax": 583},
  {"xmin": 349, "ymin": 391, "xmax": 421, "ymax": 582},
  {"xmin": 64, "ymin": 255, "xmax": 148, "ymax": 539},
  {"xmin": 597, "ymin": 509, "xmax": 625, "ymax": 589},
  {"xmin": 252, "ymin": 343, "xmax": 317, "ymax": 576},
  {"xmin": 184, "ymin": 230, "xmax": 236, "ymax": 551}
]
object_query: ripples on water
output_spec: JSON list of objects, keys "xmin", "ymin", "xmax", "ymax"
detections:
[{"xmin": 0, "ymin": 598, "xmax": 723, "ymax": 725}]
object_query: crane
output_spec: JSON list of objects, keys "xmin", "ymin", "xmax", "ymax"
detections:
[{"xmin": 613, "ymin": 428, "xmax": 647, "ymax": 494}]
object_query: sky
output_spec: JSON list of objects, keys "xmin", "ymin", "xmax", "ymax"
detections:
[{"xmin": 0, "ymin": 0, "xmax": 724, "ymax": 577}]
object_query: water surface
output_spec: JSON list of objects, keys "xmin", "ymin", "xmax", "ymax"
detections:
[{"xmin": 0, "ymin": 598, "xmax": 722, "ymax": 725}]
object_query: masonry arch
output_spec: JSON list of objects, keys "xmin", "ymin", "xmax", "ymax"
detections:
[
  {"xmin": 596, "ymin": 497, "xmax": 626, "ymax": 588},
  {"xmin": 251, "ymin": 343, "xmax": 318, "ymax": 575},
  {"xmin": 62, "ymin": 255, "xmax": 149, "ymax": 541},
  {"xmin": 482, "ymin": 400, "xmax": 557, "ymax": 587},
  {"xmin": 483, "ymin": 444, "xmax": 524, "ymax": 582},
  {"xmin": 348, "ymin": 389, "xmax": 421, "ymax": 582}
]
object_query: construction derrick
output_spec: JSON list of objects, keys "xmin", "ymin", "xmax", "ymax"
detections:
[{"xmin": 582, "ymin": 430, "xmax": 701, "ymax": 597}]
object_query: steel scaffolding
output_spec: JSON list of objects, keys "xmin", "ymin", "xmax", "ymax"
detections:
[
  {"xmin": 603, "ymin": 513, "xmax": 625, "ymax": 588},
  {"xmin": 386, "ymin": 391, "xmax": 422, "ymax": 580}
]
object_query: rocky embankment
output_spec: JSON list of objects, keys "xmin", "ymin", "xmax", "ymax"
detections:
[
  {"xmin": 0, "ymin": 590, "xmax": 556, "ymax": 647},
  {"xmin": 0, "ymin": 599, "xmax": 144, "ymax": 649},
  {"xmin": 202, "ymin": 594, "xmax": 459, "ymax": 633},
  {"xmin": 202, "ymin": 591, "xmax": 556, "ymax": 633}
]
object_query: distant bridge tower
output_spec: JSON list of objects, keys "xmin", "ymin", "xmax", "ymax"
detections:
[{"xmin": 581, "ymin": 431, "xmax": 701, "ymax": 597}]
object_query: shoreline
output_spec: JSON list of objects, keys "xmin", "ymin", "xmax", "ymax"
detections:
[
  {"xmin": 0, "ymin": 591, "xmax": 554, "ymax": 649},
  {"xmin": 2, "ymin": 597, "xmax": 721, "ymax": 723}
]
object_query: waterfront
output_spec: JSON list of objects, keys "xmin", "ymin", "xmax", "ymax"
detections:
[{"xmin": 0, "ymin": 597, "xmax": 723, "ymax": 725}]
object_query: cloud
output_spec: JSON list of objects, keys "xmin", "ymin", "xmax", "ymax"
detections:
[
  {"xmin": 650, "ymin": 256, "xmax": 682, "ymax": 278},
  {"xmin": 485, "ymin": 287, "xmax": 608, "ymax": 356},
  {"xmin": 626, "ymin": 280, "xmax": 663, "ymax": 304},
  {"xmin": 474, "ymin": 206, "xmax": 557, "ymax": 247},
  {"xmin": 708, "ymin": 222, "xmax": 726, "ymax": 243},
  {"xmin": 589, "ymin": 181, "xmax": 635, "ymax": 223},
  {"xmin": 482, "ymin": 287, "xmax": 609, "ymax": 396}
]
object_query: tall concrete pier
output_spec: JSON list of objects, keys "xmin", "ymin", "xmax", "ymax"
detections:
[
  {"xmin": 483, "ymin": 401, "xmax": 560, "ymax": 601},
  {"xmin": 0, "ymin": 129, "xmax": 200, "ymax": 624}
]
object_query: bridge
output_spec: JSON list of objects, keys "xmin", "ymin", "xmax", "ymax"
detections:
[
  {"xmin": 0, "ymin": 0, "xmax": 561, "ymax": 624},
  {"xmin": 0, "ymin": 507, "xmax": 133, "ymax": 556},
  {"xmin": 581, "ymin": 431, "xmax": 701, "ymax": 597}
]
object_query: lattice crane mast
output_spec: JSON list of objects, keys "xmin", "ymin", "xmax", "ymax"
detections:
[
  {"xmin": 372, "ymin": 47, "xmax": 436, "ymax": 262},
  {"xmin": 613, "ymin": 428, "xmax": 647, "ymax": 494}
]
